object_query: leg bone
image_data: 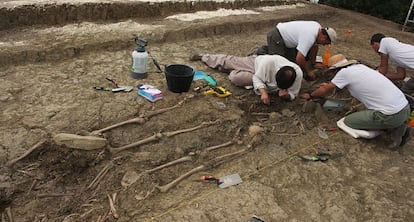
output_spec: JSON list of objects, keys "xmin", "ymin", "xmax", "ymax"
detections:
[
  {"xmin": 109, "ymin": 133, "xmax": 162, "ymax": 154},
  {"xmin": 163, "ymin": 120, "xmax": 220, "ymax": 137},
  {"xmin": 206, "ymin": 141, "xmax": 234, "ymax": 152},
  {"xmin": 91, "ymin": 117, "xmax": 145, "ymax": 135},
  {"xmin": 145, "ymin": 156, "xmax": 192, "ymax": 174},
  {"xmin": 156, "ymin": 165, "xmax": 205, "ymax": 193}
]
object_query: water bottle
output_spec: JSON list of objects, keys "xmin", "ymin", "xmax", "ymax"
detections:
[{"xmin": 131, "ymin": 36, "xmax": 149, "ymax": 79}]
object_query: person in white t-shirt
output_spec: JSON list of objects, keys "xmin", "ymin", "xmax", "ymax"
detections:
[
  {"xmin": 191, "ymin": 54, "xmax": 303, "ymax": 105},
  {"xmin": 370, "ymin": 33, "xmax": 414, "ymax": 80},
  {"xmin": 253, "ymin": 21, "xmax": 337, "ymax": 81},
  {"xmin": 301, "ymin": 54, "xmax": 411, "ymax": 149}
]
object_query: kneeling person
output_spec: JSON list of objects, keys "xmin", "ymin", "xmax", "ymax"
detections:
[
  {"xmin": 194, "ymin": 54, "xmax": 303, "ymax": 105},
  {"xmin": 301, "ymin": 54, "xmax": 411, "ymax": 148}
]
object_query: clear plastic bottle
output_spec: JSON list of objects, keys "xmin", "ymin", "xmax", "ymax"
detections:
[{"xmin": 131, "ymin": 46, "xmax": 149, "ymax": 79}]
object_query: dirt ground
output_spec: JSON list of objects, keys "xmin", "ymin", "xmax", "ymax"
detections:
[{"xmin": 1, "ymin": 1, "xmax": 414, "ymax": 221}]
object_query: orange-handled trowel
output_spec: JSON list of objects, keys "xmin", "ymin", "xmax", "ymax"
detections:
[{"xmin": 201, "ymin": 173, "xmax": 242, "ymax": 188}]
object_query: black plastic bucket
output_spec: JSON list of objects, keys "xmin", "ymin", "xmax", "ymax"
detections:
[{"xmin": 165, "ymin": 64, "xmax": 194, "ymax": 93}]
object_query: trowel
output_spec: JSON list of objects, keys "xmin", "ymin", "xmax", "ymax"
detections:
[
  {"xmin": 218, "ymin": 173, "xmax": 242, "ymax": 188},
  {"xmin": 201, "ymin": 173, "xmax": 242, "ymax": 188}
]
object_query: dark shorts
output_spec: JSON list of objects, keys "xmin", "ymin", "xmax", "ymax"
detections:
[{"xmin": 255, "ymin": 27, "xmax": 297, "ymax": 63}]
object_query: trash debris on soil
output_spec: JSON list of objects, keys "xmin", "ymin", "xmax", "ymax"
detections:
[
  {"xmin": 317, "ymin": 127, "xmax": 329, "ymax": 139},
  {"xmin": 137, "ymin": 83, "xmax": 163, "ymax": 102}
]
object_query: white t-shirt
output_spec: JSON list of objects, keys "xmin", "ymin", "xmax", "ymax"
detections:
[
  {"xmin": 379, "ymin": 37, "xmax": 414, "ymax": 69},
  {"xmin": 276, "ymin": 21, "xmax": 320, "ymax": 56},
  {"xmin": 252, "ymin": 55, "xmax": 303, "ymax": 100},
  {"xmin": 331, "ymin": 64, "xmax": 408, "ymax": 115}
]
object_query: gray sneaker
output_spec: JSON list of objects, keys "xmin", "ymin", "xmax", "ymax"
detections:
[
  {"xmin": 189, "ymin": 50, "xmax": 202, "ymax": 61},
  {"xmin": 389, "ymin": 123, "xmax": 408, "ymax": 149},
  {"xmin": 400, "ymin": 126, "xmax": 413, "ymax": 147}
]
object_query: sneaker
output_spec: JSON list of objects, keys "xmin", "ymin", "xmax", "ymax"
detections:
[
  {"xmin": 189, "ymin": 50, "xmax": 202, "ymax": 61},
  {"xmin": 389, "ymin": 123, "xmax": 408, "ymax": 149},
  {"xmin": 400, "ymin": 127, "xmax": 413, "ymax": 147}
]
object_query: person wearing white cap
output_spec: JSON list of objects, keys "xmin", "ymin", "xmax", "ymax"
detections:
[
  {"xmin": 301, "ymin": 54, "xmax": 411, "ymax": 149},
  {"xmin": 253, "ymin": 20, "xmax": 337, "ymax": 81}
]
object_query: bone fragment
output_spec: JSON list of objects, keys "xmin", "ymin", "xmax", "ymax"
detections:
[
  {"xmin": 297, "ymin": 120, "xmax": 306, "ymax": 133},
  {"xmin": 79, "ymin": 208, "xmax": 95, "ymax": 219},
  {"xmin": 91, "ymin": 117, "xmax": 145, "ymax": 135},
  {"xmin": 107, "ymin": 193, "xmax": 119, "ymax": 219},
  {"xmin": 62, "ymin": 213, "xmax": 80, "ymax": 221},
  {"xmin": 145, "ymin": 95, "xmax": 193, "ymax": 118},
  {"xmin": 211, "ymin": 148, "xmax": 248, "ymax": 167},
  {"xmin": 87, "ymin": 163, "xmax": 113, "ymax": 190},
  {"xmin": 109, "ymin": 133, "xmax": 162, "ymax": 154},
  {"xmin": 37, "ymin": 193, "xmax": 74, "ymax": 198},
  {"xmin": 5, "ymin": 208, "xmax": 13, "ymax": 222},
  {"xmin": 163, "ymin": 120, "xmax": 219, "ymax": 137},
  {"xmin": 109, "ymin": 120, "xmax": 219, "ymax": 153},
  {"xmin": 144, "ymin": 100, "xmax": 187, "ymax": 118},
  {"xmin": 251, "ymin": 112, "xmax": 271, "ymax": 116},
  {"xmin": 121, "ymin": 170, "xmax": 141, "ymax": 187},
  {"xmin": 206, "ymin": 141, "xmax": 234, "ymax": 152},
  {"xmin": 154, "ymin": 134, "xmax": 261, "ymax": 193},
  {"xmin": 145, "ymin": 156, "xmax": 192, "ymax": 174},
  {"xmin": 27, "ymin": 179, "xmax": 37, "ymax": 195},
  {"xmin": 87, "ymin": 95, "xmax": 194, "ymax": 136},
  {"xmin": 156, "ymin": 165, "xmax": 205, "ymax": 193},
  {"xmin": 6, "ymin": 139, "xmax": 47, "ymax": 167}
]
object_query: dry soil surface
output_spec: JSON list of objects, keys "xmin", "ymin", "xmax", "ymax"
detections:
[{"xmin": 1, "ymin": 1, "xmax": 414, "ymax": 222}]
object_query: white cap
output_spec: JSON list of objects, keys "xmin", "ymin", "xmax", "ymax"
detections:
[{"xmin": 325, "ymin": 27, "xmax": 337, "ymax": 43}]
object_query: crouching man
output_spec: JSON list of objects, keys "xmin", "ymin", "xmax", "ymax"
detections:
[
  {"xmin": 192, "ymin": 54, "xmax": 303, "ymax": 105},
  {"xmin": 301, "ymin": 54, "xmax": 411, "ymax": 149}
]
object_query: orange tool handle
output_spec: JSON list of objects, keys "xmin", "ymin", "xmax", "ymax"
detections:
[{"xmin": 201, "ymin": 175, "xmax": 219, "ymax": 181}]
